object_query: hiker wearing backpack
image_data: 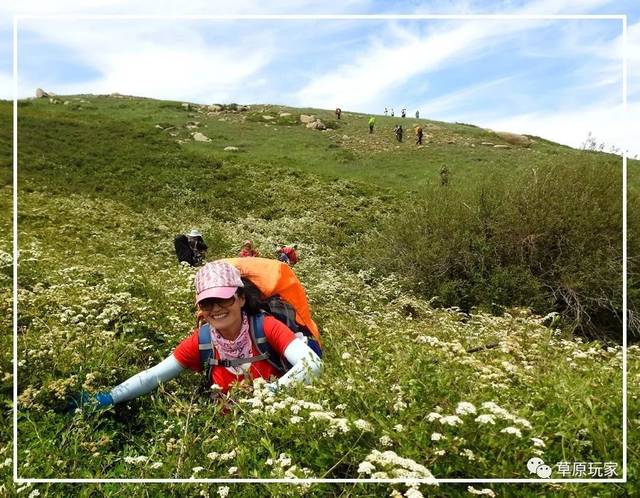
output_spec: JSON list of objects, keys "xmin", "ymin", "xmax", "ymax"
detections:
[
  {"xmin": 415, "ymin": 126, "xmax": 423, "ymax": 145},
  {"xmin": 239, "ymin": 240, "xmax": 259, "ymax": 257},
  {"xmin": 276, "ymin": 245, "xmax": 299, "ymax": 266},
  {"xmin": 174, "ymin": 229, "xmax": 208, "ymax": 266},
  {"xmin": 73, "ymin": 260, "xmax": 322, "ymax": 410},
  {"xmin": 335, "ymin": 108, "xmax": 342, "ymax": 119},
  {"xmin": 368, "ymin": 116, "xmax": 376, "ymax": 134},
  {"xmin": 394, "ymin": 124, "xmax": 403, "ymax": 142}
]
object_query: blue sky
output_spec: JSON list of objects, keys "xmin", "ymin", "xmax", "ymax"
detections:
[{"xmin": 1, "ymin": 0, "xmax": 638, "ymax": 154}]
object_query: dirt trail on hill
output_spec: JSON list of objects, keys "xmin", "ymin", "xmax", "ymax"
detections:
[{"xmin": 327, "ymin": 123, "xmax": 478, "ymax": 155}]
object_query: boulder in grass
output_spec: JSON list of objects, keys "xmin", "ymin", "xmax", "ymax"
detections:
[
  {"xmin": 299, "ymin": 114, "xmax": 316, "ymax": 124},
  {"xmin": 36, "ymin": 88, "xmax": 49, "ymax": 98},
  {"xmin": 306, "ymin": 119, "xmax": 326, "ymax": 130},
  {"xmin": 279, "ymin": 112, "xmax": 292, "ymax": 117},
  {"xmin": 493, "ymin": 144, "xmax": 511, "ymax": 149},
  {"xmin": 209, "ymin": 104, "xmax": 223, "ymax": 112},
  {"xmin": 192, "ymin": 132, "xmax": 211, "ymax": 142},
  {"xmin": 495, "ymin": 131, "xmax": 531, "ymax": 147},
  {"xmin": 224, "ymin": 146, "xmax": 239, "ymax": 152},
  {"xmin": 262, "ymin": 115, "xmax": 274, "ymax": 120},
  {"xmin": 480, "ymin": 142, "xmax": 495, "ymax": 146}
]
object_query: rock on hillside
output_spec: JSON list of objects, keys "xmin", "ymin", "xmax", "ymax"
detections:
[{"xmin": 494, "ymin": 131, "xmax": 532, "ymax": 147}]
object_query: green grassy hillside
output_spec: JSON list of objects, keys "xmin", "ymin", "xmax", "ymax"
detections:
[{"xmin": 1, "ymin": 95, "xmax": 638, "ymax": 497}]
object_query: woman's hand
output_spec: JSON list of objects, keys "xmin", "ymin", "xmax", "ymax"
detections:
[{"xmin": 67, "ymin": 391, "xmax": 113, "ymax": 412}]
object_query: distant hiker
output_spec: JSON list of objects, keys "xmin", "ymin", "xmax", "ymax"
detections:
[
  {"xmin": 335, "ymin": 108, "xmax": 342, "ymax": 119},
  {"xmin": 70, "ymin": 259, "xmax": 323, "ymax": 410},
  {"xmin": 384, "ymin": 107, "xmax": 388, "ymax": 116},
  {"xmin": 415, "ymin": 126, "xmax": 423, "ymax": 145},
  {"xmin": 394, "ymin": 124, "xmax": 403, "ymax": 142},
  {"xmin": 174, "ymin": 229, "xmax": 208, "ymax": 266},
  {"xmin": 276, "ymin": 245, "xmax": 299, "ymax": 266},
  {"xmin": 368, "ymin": 116, "xmax": 376, "ymax": 134},
  {"xmin": 390, "ymin": 108, "xmax": 395, "ymax": 117},
  {"xmin": 440, "ymin": 166, "xmax": 449, "ymax": 186},
  {"xmin": 239, "ymin": 240, "xmax": 259, "ymax": 258},
  {"xmin": 415, "ymin": 110, "xmax": 420, "ymax": 119},
  {"xmin": 401, "ymin": 108, "xmax": 406, "ymax": 118}
]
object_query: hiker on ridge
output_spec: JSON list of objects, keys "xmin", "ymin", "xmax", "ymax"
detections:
[
  {"xmin": 335, "ymin": 108, "xmax": 342, "ymax": 119},
  {"xmin": 401, "ymin": 108, "xmax": 406, "ymax": 118},
  {"xmin": 174, "ymin": 229, "xmax": 208, "ymax": 266},
  {"xmin": 415, "ymin": 110, "xmax": 420, "ymax": 119},
  {"xmin": 239, "ymin": 240, "xmax": 259, "ymax": 258},
  {"xmin": 384, "ymin": 107, "xmax": 388, "ymax": 116},
  {"xmin": 72, "ymin": 260, "xmax": 323, "ymax": 409},
  {"xmin": 368, "ymin": 116, "xmax": 376, "ymax": 134},
  {"xmin": 415, "ymin": 125, "xmax": 423, "ymax": 145}
]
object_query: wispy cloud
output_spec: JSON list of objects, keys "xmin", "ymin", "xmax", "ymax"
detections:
[{"xmin": 480, "ymin": 101, "xmax": 637, "ymax": 155}]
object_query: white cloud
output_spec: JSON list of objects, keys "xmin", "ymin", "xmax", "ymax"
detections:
[
  {"xmin": 416, "ymin": 76, "xmax": 516, "ymax": 118},
  {"xmin": 293, "ymin": 19, "xmax": 528, "ymax": 110},
  {"xmin": 479, "ymin": 101, "xmax": 639, "ymax": 156}
]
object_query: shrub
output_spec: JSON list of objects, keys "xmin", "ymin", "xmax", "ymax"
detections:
[{"xmin": 361, "ymin": 160, "xmax": 625, "ymax": 341}]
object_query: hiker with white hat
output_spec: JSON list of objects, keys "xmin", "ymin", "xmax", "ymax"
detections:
[
  {"xmin": 174, "ymin": 228, "xmax": 208, "ymax": 266},
  {"xmin": 239, "ymin": 239, "xmax": 259, "ymax": 258},
  {"xmin": 71, "ymin": 260, "xmax": 322, "ymax": 410}
]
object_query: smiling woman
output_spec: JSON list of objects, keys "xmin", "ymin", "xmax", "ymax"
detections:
[{"xmin": 74, "ymin": 260, "xmax": 322, "ymax": 409}]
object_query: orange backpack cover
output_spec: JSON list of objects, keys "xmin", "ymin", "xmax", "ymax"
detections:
[{"xmin": 222, "ymin": 257, "xmax": 321, "ymax": 342}]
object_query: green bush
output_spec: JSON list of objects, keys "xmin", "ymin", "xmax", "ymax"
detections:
[{"xmin": 361, "ymin": 160, "xmax": 625, "ymax": 341}]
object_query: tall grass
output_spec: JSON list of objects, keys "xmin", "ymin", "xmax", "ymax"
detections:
[{"xmin": 361, "ymin": 158, "xmax": 626, "ymax": 341}]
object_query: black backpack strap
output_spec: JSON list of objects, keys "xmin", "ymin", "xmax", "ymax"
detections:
[
  {"xmin": 198, "ymin": 322, "xmax": 272, "ymax": 387},
  {"xmin": 249, "ymin": 311, "xmax": 290, "ymax": 374},
  {"xmin": 198, "ymin": 323, "xmax": 214, "ymax": 388}
]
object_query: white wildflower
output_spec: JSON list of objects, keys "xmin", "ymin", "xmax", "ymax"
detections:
[
  {"xmin": 455, "ymin": 402, "xmax": 477, "ymax": 416},
  {"xmin": 439, "ymin": 415, "xmax": 464, "ymax": 426},
  {"xmin": 426, "ymin": 412, "xmax": 442, "ymax": 422},
  {"xmin": 227, "ymin": 466, "xmax": 238, "ymax": 474},
  {"xmin": 460, "ymin": 448, "xmax": 475, "ymax": 461},
  {"xmin": 290, "ymin": 416, "xmax": 302, "ymax": 424},
  {"xmin": 475, "ymin": 414, "xmax": 496, "ymax": 425},
  {"xmin": 379, "ymin": 435, "xmax": 393, "ymax": 447},
  {"xmin": 500, "ymin": 426, "xmax": 522, "ymax": 437},
  {"xmin": 217, "ymin": 486, "xmax": 229, "ymax": 498},
  {"xmin": 354, "ymin": 419, "xmax": 373, "ymax": 431},
  {"xmin": 431, "ymin": 432, "xmax": 444, "ymax": 441},
  {"xmin": 467, "ymin": 486, "xmax": 496, "ymax": 496},
  {"xmin": 531, "ymin": 437, "xmax": 546, "ymax": 448},
  {"xmin": 357, "ymin": 461, "xmax": 376, "ymax": 474},
  {"xmin": 341, "ymin": 352, "xmax": 352, "ymax": 360},
  {"xmin": 28, "ymin": 491, "xmax": 41, "ymax": 498},
  {"xmin": 404, "ymin": 486, "xmax": 424, "ymax": 498},
  {"xmin": 192, "ymin": 466, "xmax": 204, "ymax": 473},
  {"xmin": 393, "ymin": 424, "xmax": 404, "ymax": 432},
  {"xmin": 150, "ymin": 462, "xmax": 163, "ymax": 469}
]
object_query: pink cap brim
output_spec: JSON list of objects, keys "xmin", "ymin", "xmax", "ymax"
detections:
[{"xmin": 196, "ymin": 286, "xmax": 237, "ymax": 304}]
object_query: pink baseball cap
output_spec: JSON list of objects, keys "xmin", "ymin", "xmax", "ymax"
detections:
[{"xmin": 194, "ymin": 261, "xmax": 244, "ymax": 304}]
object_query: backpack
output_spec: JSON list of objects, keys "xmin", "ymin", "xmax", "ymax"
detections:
[{"xmin": 197, "ymin": 258, "xmax": 322, "ymax": 388}]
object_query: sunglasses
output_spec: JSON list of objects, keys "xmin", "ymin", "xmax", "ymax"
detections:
[{"xmin": 199, "ymin": 295, "xmax": 237, "ymax": 311}]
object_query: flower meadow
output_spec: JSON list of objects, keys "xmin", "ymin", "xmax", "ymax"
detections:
[{"xmin": 1, "ymin": 97, "xmax": 638, "ymax": 497}]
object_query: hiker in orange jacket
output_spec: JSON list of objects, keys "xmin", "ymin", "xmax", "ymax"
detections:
[{"xmin": 72, "ymin": 260, "xmax": 322, "ymax": 410}]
